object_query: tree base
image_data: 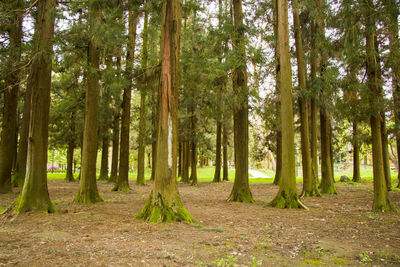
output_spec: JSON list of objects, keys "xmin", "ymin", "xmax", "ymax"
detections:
[
  {"xmin": 65, "ymin": 175, "xmax": 74, "ymax": 182},
  {"xmin": 136, "ymin": 179, "xmax": 147, "ymax": 186},
  {"xmin": 13, "ymin": 195, "xmax": 56, "ymax": 214},
  {"xmin": 98, "ymin": 175, "xmax": 108, "ymax": 181},
  {"xmin": 300, "ymin": 186, "xmax": 321, "ymax": 198},
  {"xmin": 191, "ymin": 180, "xmax": 198, "ymax": 186},
  {"xmin": 373, "ymin": 201, "xmax": 397, "ymax": 212},
  {"xmin": 111, "ymin": 183, "xmax": 131, "ymax": 192},
  {"xmin": 136, "ymin": 191, "xmax": 196, "ymax": 223},
  {"xmin": 352, "ymin": 176, "xmax": 361, "ymax": 183},
  {"xmin": 319, "ymin": 183, "xmax": 337, "ymax": 194},
  {"xmin": 268, "ymin": 190, "xmax": 308, "ymax": 209},
  {"xmin": 227, "ymin": 187, "xmax": 254, "ymax": 203},
  {"xmin": 73, "ymin": 189, "xmax": 103, "ymax": 203}
]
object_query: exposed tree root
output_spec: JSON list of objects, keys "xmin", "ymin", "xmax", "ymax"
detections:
[
  {"xmin": 268, "ymin": 190, "xmax": 308, "ymax": 209},
  {"xmin": 227, "ymin": 187, "xmax": 254, "ymax": 203},
  {"xmin": 73, "ymin": 189, "xmax": 103, "ymax": 203},
  {"xmin": 136, "ymin": 191, "xmax": 196, "ymax": 223}
]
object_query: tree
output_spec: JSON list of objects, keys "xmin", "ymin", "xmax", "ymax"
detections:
[
  {"xmin": 0, "ymin": 0, "xmax": 23, "ymax": 193},
  {"xmin": 292, "ymin": 0, "xmax": 320, "ymax": 197},
  {"xmin": 136, "ymin": 1, "xmax": 149, "ymax": 186},
  {"xmin": 268, "ymin": 0, "xmax": 306, "ymax": 209},
  {"xmin": 14, "ymin": 0, "xmax": 57, "ymax": 213},
  {"xmin": 137, "ymin": 0, "xmax": 195, "ymax": 222},
  {"xmin": 227, "ymin": 0, "xmax": 253, "ymax": 203},
  {"xmin": 74, "ymin": 1, "xmax": 103, "ymax": 203},
  {"xmin": 362, "ymin": 0, "xmax": 395, "ymax": 212},
  {"xmin": 113, "ymin": 3, "xmax": 139, "ymax": 191}
]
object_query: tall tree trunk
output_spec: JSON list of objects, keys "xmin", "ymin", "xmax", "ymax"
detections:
[
  {"xmin": 222, "ymin": 123, "xmax": 229, "ymax": 181},
  {"xmin": 66, "ymin": 112, "xmax": 75, "ymax": 182},
  {"xmin": 181, "ymin": 141, "xmax": 190, "ymax": 183},
  {"xmin": 99, "ymin": 134, "xmax": 109, "ymax": 180},
  {"xmin": 385, "ymin": 0, "xmax": 400, "ymax": 188},
  {"xmin": 14, "ymin": 0, "xmax": 56, "ymax": 213},
  {"xmin": 352, "ymin": 122, "xmax": 361, "ymax": 182},
  {"xmin": 12, "ymin": 79, "xmax": 32, "ymax": 188},
  {"xmin": 292, "ymin": 0, "xmax": 320, "ymax": 197},
  {"xmin": 268, "ymin": 0, "xmax": 306, "ymax": 209},
  {"xmin": 0, "ymin": 0, "xmax": 23, "ymax": 193},
  {"xmin": 190, "ymin": 141, "xmax": 197, "ymax": 185},
  {"xmin": 319, "ymin": 108, "xmax": 336, "ymax": 193},
  {"xmin": 137, "ymin": 4, "xmax": 149, "ymax": 186},
  {"xmin": 363, "ymin": 0, "xmax": 395, "ymax": 211},
  {"xmin": 178, "ymin": 142, "xmax": 182, "ymax": 177},
  {"xmin": 213, "ymin": 0, "xmax": 224, "ymax": 183},
  {"xmin": 272, "ymin": 0, "xmax": 281, "ymax": 186},
  {"xmin": 74, "ymin": 3, "xmax": 103, "ymax": 203},
  {"xmin": 381, "ymin": 115, "xmax": 392, "ymax": 190},
  {"xmin": 113, "ymin": 7, "xmax": 139, "ymax": 191},
  {"xmin": 110, "ymin": 113, "xmax": 120, "ymax": 182},
  {"xmin": 227, "ymin": 0, "xmax": 253, "ymax": 203},
  {"xmin": 137, "ymin": 0, "xmax": 194, "ymax": 222}
]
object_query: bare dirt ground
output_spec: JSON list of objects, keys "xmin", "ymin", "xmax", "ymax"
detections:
[{"xmin": 1, "ymin": 179, "xmax": 400, "ymax": 266}]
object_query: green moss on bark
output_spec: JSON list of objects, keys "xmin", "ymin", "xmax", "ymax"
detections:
[
  {"xmin": 73, "ymin": 189, "xmax": 103, "ymax": 203},
  {"xmin": 136, "ymin": 191, "xmax": 196, "ymax": 223},
  {"xmin": 319, "ymin": 183, "xmax": 337, "ymax": 195},
  {"xmin": 268, "ymin": 190, "xmax": 307, "ymax": 209},
  {"xmin": 227, "ymin": 187, "xmax": 254, "ymax": 203}
]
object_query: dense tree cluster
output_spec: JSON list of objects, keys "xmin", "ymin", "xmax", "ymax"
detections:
[{"xmin": 0, "ymin": 0, "xmax": 399, "ymax": 220}]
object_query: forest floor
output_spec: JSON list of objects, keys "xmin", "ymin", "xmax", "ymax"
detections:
[{"xmin": 1, "ymin": 179, "xmax": 400, "ymax": 266}]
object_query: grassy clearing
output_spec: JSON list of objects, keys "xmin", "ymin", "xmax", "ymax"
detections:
[{"xmin": 46, "ymin": 165, "xmax": 398, "ymax": 184}]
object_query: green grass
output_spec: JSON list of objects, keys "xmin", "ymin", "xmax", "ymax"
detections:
[{"xmin": 46, "ymin": 165, "xmax": 398, "ymax": 185}]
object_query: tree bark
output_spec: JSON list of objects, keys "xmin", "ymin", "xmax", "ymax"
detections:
[
  {"xmin": 319, "ymin": 107, "xmax": 336, "ymax": 194},
  {"xmin": 381, "ymin": 115, "xmax": 392, "ymax": 190},
  {"xmin": 268, "ymin": 0, "xmax": 306, "ymax": 209},
  {"xmin": 181, "ymin": 141, "xmax": 190, "ymax": 183},
  {"xmin": 190, "ymin": 141, "xmax": 197, "ymax": 185},
  {"xmin": 14, "ymin": 0, "xmax": 56, "ymax": 213},
  {"xmin": 227, "ymin": 0, "xmax": 253, "ymax": 203},
  {"xmin": 385, "ymin": 0, "xmax": 400, "ymax": 188},
  {"xmin": 110, "ymin": 112, "xmax": 120, "ymax": 182},
  {"xmin": 137, "ymin": 4, "xmax": 149, "ymax": 186},
  {"xmin": 363, "ymin": 0, "xmax": 395, "ymax": 211},
  {"xmin": 137, "ymin": 0, "xmax": 194, "ymax": 222},
  {"xmin": 99, "ymin": 134, "xmax": 109, "ymax": 180},
  {"xmin": 352, "ymin": 122, "xmax": 361, "ymax": 182},
  {"xmin": 292, "ymin": 0, "xmax": 320, "ymax": 197},
  {"xmin": 222, "ymin": 123, "xmax": 229, "ymax": 181},
  {"xmin": 74, "ymin": 2, "xmax": 103, "ymax": 203},
  {"xmin": 113, "ymin": 7, "xmax": 139, "ymax": 191},
  {"xmin": 272, "ymin": 0, "xmax": 281, "ymax": 186},
  {"xmin": 0, "ymin": 0, "xmax": 23, "ymax": 193},
  {"xmin": 65, "ymin": 112, "xmax": 75, "ymax": 182}
]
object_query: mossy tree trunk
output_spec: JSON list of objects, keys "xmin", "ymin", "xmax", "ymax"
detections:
[
  {"xmin": 66, "ymin": 112, "xmax": 76, "ymax": 182},
  {"xmin": 268, "ymin": 0, "xmax": 306, "ymax": 209},
  {"xmin": 74, "ymin": 2, "xmax": 103, "ymax": 203},
  {"xmin": 14, "ymin": 0, "xmax": 56, "ymax": 213},
  {"xmin": 109, "ymin": 112, "xmax": 120, "ymax": 183},
  {"xmin": 0, "ymin": 0, "xmax": 23, "ymax": 193},
  {"xmin": 137, "ymin": 0, "xmax": 195, "ymax": 223},
  {"xmin": 137, "ymin": 4, "xmax": 149, "ymax": 186},
  {"xmin": 292, "ymin": 0, "xmax": 320, "ymax": 197},
  {"xmin": 227, "ymin": 0, "xmax": 253, "ymax": 203},
  {"xmin": 363, "ymin": 0, "xmax": 395, "ymax": 212},
  {"xmin": 113, "ymin": 7, "xmax": 139, "ymax": 191}
]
